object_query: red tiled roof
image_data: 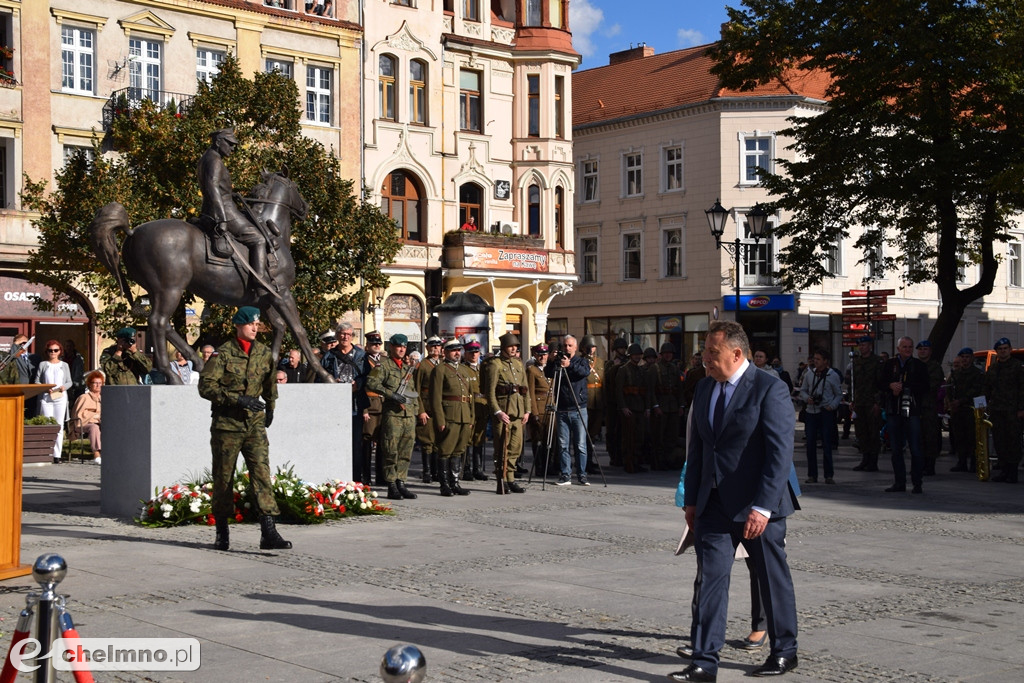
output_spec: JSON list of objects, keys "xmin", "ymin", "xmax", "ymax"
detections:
[{"xmin": 573, "ymin": 43, "xmax": 831, "ymax": 128}]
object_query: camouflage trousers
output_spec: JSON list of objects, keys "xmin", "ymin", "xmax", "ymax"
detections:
[
  {"xmin": 492, "ymin": 417, "xmax": 525, "ymax": 483},
  {"xmin": 211, "ymin": 427, "xmax": 279, "ymax": 518},
  {"xmin": 382, "ymin": 412, "xmax": 416, "ymax": 483}
]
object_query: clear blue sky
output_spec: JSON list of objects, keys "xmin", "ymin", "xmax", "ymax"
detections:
[{"xmin": 569, "ymin": 1, "xmax": 731, "ymax": 69}]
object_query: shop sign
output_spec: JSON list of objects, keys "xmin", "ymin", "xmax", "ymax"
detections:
[
  {"xmin": 659, "ymin": 316, "xmax": 682, "ymax": 332},
  {"xmin": 463, "ymin": 246, "xmax": 549, "ymax": 273},
  {"xmin": 722, "ymin": 294, "xmax": 796, "ymax": 312},
  {"xmin": 0, "ymin": 276, "xmax": 86, "ymax": 319}
]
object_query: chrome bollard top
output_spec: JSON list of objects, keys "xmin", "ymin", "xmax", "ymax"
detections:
[
  {"xmin": 31, "ymin": 553, "xmax": 68, "ymax": 591},
  {"xmin": 380, "ymin": 643, "xmax": 426, "ymax": 683}
]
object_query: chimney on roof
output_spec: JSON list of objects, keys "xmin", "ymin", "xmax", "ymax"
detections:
[{"xmin": 609, "ymin": 43, "xmax": 654, "ymax": 66}]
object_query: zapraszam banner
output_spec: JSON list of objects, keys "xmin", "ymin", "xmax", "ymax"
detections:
[{"xmin": 463, "ymin": 246, "xmax": 549, "ymax": 273}]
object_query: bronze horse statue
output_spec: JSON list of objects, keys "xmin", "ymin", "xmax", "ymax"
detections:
[{"xmin": 90, "ymin": 169, "xmax": 334, "ymax": 384}]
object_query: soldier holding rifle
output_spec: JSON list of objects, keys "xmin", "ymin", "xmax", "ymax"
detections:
[{"xmin": 482, "ymin": 334, "xmax": 532, "ymax": 494}]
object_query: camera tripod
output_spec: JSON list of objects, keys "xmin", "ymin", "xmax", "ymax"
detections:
[{"xmin": 529, "ymin": 359, "xmax": 606, "ymax": 489}]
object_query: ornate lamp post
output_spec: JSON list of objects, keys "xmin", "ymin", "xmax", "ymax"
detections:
[
  {"xmin": 705, "ymin": 199, "xmax": 769, "ymax": 326},
  {"xmin": 371, "ymin": 285, "xmax": 387, "ymax": 333}
]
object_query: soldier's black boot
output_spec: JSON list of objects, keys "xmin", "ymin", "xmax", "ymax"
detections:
[
  {"xmin": 462, "ymin": 447, "xmax": 473, "ymax": 479},
  {"xmin": 213, "ymin": 516, "xmax": 229, "ymax": 551},
  {"xmin": 429, "ymin": 452, "xmax": 439, "ymax": 485},
  {"xmin": 421, "ymin": 449, "xmax": 432, "ymax": 484},
  {"xmin": 258, "ymin": 515, "xmax": 292, "ymax": 550},
  {"xmin": 386, "ymin": 481, "xmax": 402, "ymax": 500},
  {"xmin": 450, "ymin": 459, "xmax": 471, "ymax": 496},
  {"xmin": 472, "ymin": 445, "xmax": 488, "ymax": 480},
  {"xmin": 396, "ymin": 480, "xmax": 418, "ymax": 499},
  {"xmin": 438, "ymin": 459, "xmax": 454, "ymax": 497}
]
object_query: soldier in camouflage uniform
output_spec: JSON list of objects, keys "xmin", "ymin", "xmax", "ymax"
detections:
[
  {"xmin": 414, "ymin": 336, "xmax": 444, "ymax": 484},
  {"xmin": 948, "ymin": 347, "xmax": 985, "ymax": 473},
  {"xmin": 604, "ymin": 338, "xmax": 629, "ymax": 466},
  {"xmin": 615, "ymin": 343, "xmax": 649, "ymax": 473},
  {"xmin": 430, "ymin": 339, "xmax": 474, "ymax": 496},
  {"xmin": 366, "ymin": 333, "xmax": 419, "ymax": 500},
  {"xmin": 916, "ymin": 340, "xmax": 945, "ymax": 475},
  {"xmin": 100, "ymin": 327, "xmax": 152, "ymax": 385},
  {"xmin": 850, "ymin": 336, "xmax": 882, "ymax": 472},
  {"xmin": 649, "ymin": 342, "xmax": 685, "ymax": 470},
  {"xmin": 581, "ymin": 336, "xmax": 604, "ymax": 474},
  {"xmin": 198, "ymin": 307, "xmax": 290, "ymax": 552},
  {"xmin": 985, "ymin": 337, "xmax": 1024, "ymax": 483},
  {"xmin": 461, "ymin": 340, "xmax": 489, "ymax": 480},
  {"xmin": 483, "ymin": 333, "xmax": 532, "ymax": 494}
]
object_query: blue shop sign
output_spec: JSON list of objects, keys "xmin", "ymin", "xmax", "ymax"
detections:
[{"xmin": 722, "ymin": 294, "xmax": 796, "ymax": 311}]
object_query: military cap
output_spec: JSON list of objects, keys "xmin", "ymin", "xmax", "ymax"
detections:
[
  {"xmin": 612, "ymin": 338, "xmax": 629, "ymax": 351},
  {"xmin": 533, "ymin": 343, "xmax": 549, "ymax": 354},
  {"xmin": 425, "ymin": 335, "xmax": 444, "ymax": 347},
  {"xmin": 464, "ymin": 340, "xmax": 481, "ymax": 352},
  {"xmin": 627, "ymin": 343, "xmax": 643, "ymax": 356},
  {"xmin": 581, "ymin": 335, "xmax": 598, "ymax": 350},
  {"xmin": 389, "ymin": 333, "xmax": 408, "ymax": 347},
  {"xmin": 365, "ymin": 331, "xmax": 383, "ymax": 344},
  {"xmin": 994, "ymin": 337, "xmax": 1012, "ymax": 349},
  {"xmin": 115, "ymin": 326, "xmax": 137, "ymax": 340},
  {"xmin": 319, "ymin": 330, "xmax": 337, "ymax": 343},
  {"xmin": 857, "ymin": 336, "xmax": 874, "ymax": 343},
  {"xmin": 916, "ymin": 340, "xmax": 931, "ymax": 349},
  {"xmin": 659, "ymin": 342, "xmax": 676, "ymax": 354},
  {"xmin": 443, "ymin": 339, "xmax": 463, "ymax": 351},
  {"xmin": 231, "ymin": 307, "xmax": 260, "ymax": 325},
  {"xmin": 957, "ymin": 347, "xmax": 974, "ymax": 356},
  {"xmin": 499, "ymin": 333, "xmax": 520, "ymax": 348}
]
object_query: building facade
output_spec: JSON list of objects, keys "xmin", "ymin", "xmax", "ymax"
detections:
[
  {"xmin": 549, "ymin": 43, "xmax": 1024, "ymax": 373},
  {"xmin": 0, "ymin": 0, "xmax": 361, "ymax": 363}
]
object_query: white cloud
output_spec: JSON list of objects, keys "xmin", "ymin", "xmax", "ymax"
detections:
[
  {"xmin": 569, "ymin": 0, "xmax": 605, "ymax": 58},
  {"xmin": 677, "ymin": 28, "xmax": 706, "ymax": 48},
  {"xmin": 603, "ymin": 23, "xmax": 622, "ymax": 38}
]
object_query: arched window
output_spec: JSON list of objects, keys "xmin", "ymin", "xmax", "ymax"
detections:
[
  {"xmin": 528, "ymin": 184, "xmax": 541, "ymax": 236},
  {"xmin": 409, "ymin": 60, "xmax": 426, "ymax": 124},
  {"xmin": 381, "ymin": 170, "xmax": 423, "ymax": 242},
  {"xmin": 379, "ymin": 54, "xmax": 396, "ymax": 121},
  {"xmin": 459, "ymin": 183, "xmax": 483, "ymax": 229},
  {"xmin": 554, "ymin": 186, "xmax": 565, "ymax": 247}
]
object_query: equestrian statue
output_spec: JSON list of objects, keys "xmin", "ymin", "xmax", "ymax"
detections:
[{"xmin": 90, "ymin": 128, "xmax": 334, "ymax": 384}]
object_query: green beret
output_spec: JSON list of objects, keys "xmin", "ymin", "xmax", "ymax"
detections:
[
  {"xmin": 389, "ymin": 333, "xmax": 408, "ymax": 347},
  {"xmin": 115, "ymin": 327, "xmax": 136, "ymax": 340},
  {"xmin": 232, "ymin": 306, "xmax": 261, "ymax": 324}
]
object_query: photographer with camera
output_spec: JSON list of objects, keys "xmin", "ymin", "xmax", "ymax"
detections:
[
  {"xmin": 878, "ymin": 336, "xmax": 930, "ymax": 494},
  {"xmin": 798, "ymin": 348, "xmax": 841, "ymax": 485},
  {"xmin": 544, "ymin": 335, "xmax": 592, "ymax": 486},
  {"xmin": 100, "ymin": 327, "xmax": 153, "ymax": 385}
]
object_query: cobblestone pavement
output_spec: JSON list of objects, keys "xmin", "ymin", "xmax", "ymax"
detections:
[{"xmin": 2, "ymin": 434, "xmax": 1023, "ymax": 682}]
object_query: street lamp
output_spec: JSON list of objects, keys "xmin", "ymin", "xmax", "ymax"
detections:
[{"xmin": 705, "ymin": 199, "xmax": 769, "ymax": 324}]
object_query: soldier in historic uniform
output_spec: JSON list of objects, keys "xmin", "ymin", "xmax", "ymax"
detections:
[
  {"xmin": 916, "ymin": 340, "xmax": 945, "ymax": 475},
  {"xmin": 199, "ymin": 306, "xmax": 290, "ymax": 552},
  {"xmin": 649, "ymin": 342, "xmax": 685, "ymax": 470},
  {"xmin": 615, "ymin": 343, "xmax": 649, "ymax": 473},
  {"xmin": 100, "ymin": 327, "xmax": 153, "ymax": 385},
  {"xmin": 415, "ymin": 335, "xmax": 444, "ymax": 484},
  {"xmin": 366, "ymin": 333, "xmax": 419, "ymax": 500},
  {"xmin": 360, "ymin": 331, "xmax": 386, "ymax": 485},
  {"xmin": 850, "ymin": 336, "xmax": 882, "ymax": 472},
  {"xmin": 430, "ymin": 339, "xmax": 474, "ymax": 496},
  {"xmin": 604, "ymin": 337, "xmax": 630, "ymax": 466},
  {"xmin": 482, "ymin": 333, "xmax": 532, "ymax": 493},
  {"xmin": 985, "ymin": 337, "xmax": 1024, "ymax": 483},
  {"xmin": 526, "ymin": 343, "xmax": 553, "ymax": 476},
  {"xmin": 581, "ymin": 336, "xmax": 605, "ymax": 474},
  {"xmin": 680, "ymin": 351, "xmax": 705, "ymax": 441},
  {"xmin": 461, "ymin": 340, "xmax": 489, "ymax": 480},
  {"xmin": 948, "ymin": 347, "xmax": 985, "ymax": 473}
]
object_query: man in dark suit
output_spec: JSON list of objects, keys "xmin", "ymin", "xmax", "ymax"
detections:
[{"xmin": 671, "ymin": 321, "xmax": 799, "ymax": 682}]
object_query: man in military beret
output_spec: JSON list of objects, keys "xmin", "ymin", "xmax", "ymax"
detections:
[
  {"xmin": 615, "ymin": 343, "xmax": 649, "ymax": 473},
  {"xmin": 985, "ymin": 337, "xmax": 1023, "ymax": 483},
  {"xmin": 101, "ymin": 327, "xmax": 153, "ymax": 385},
  {"xmin": 430, "ymin": 339, "xmax": 474, "ymax": 496},
  {"xmin": 482, "ymin": 333, "xmax": 532, "ymax": 493},
  {"xmin": 199, "ymin": 306, "xmax": 290, "ymax": 551},
  {"xmin": 604, "ymin": 337, "xmax": 630, "ymax": 466},
  {"xmin": 415, "ymin": 335, "xmax": 444, "ymax": 484},
  {"xmin": 948, "ymin": 347, "xmax": 985, "ymax": 473},
  {"xmin": 366, "ymin": 333, "xmax": 420, "ymax": 499},
  {"xmin": 360, "ymin": 331, "xmax": 386, "ymax": 484}
]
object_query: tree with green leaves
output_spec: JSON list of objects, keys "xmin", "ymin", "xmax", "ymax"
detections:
[
  {"xmin": 710, "ymin": 0, "xmax": 1024, "ymax": 360},
  {"xmin": 23, "ymin": 55, "xmax": 399, "ymax": 349}
]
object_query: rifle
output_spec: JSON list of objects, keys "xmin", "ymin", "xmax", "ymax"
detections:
[
  {"xmin": 498, "ymin": 421, "xmax": 510, "ymax": 494},
  {"xmin": 0, "ymin": 335, "xmax": 34, "ymax": 373}
]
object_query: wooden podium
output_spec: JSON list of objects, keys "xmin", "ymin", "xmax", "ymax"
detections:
[{"xmin": 1, "ymin": 384, "xmax": 51, "ymax": 580}]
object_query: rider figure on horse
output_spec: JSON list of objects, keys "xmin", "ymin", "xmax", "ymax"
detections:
[{"xmin": 198, "ymin": 128, "xmax": 277, "ymax": 295}]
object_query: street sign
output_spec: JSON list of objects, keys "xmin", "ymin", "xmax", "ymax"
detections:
[
  {"xmin": 842, "ymin": 289, "xmax": 895, "ymax": 297},
  {"xmin": 842, "ymin": 301, "xmax": 888, "ymax": 312},
  {"xmin": 842, "ymin": 323, "xmax": 870, "ymax": 331},
  {"xmin": 867, "ymin": 313, "xmax": 897, "ymax": 321},
  {"xmin": 842, "ymin": 312, "xmax": 895, "ymax": 321}
]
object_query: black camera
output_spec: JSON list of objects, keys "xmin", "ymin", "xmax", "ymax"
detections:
[{"xmin": 550, "ymin": 346, "xmax": 569, "ymax": 363}]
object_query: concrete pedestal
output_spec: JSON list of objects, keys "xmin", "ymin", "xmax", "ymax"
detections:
[{"xmin": 100, "ymin": 384, "xmax": 352, "ymax": 517}]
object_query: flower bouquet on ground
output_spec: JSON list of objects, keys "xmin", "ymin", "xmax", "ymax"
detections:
[{"xmin": 136, "ymin": 464, "xmax": 392, "ymax": 527}]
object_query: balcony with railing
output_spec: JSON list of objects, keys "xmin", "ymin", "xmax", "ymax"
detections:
[
  {"xmin": 102, "ymin": 87, "xmax": 194, "ymax": 129},
  {"xmin": 441, "ymin": 229, "xmax": 574, "ymax": 276}
]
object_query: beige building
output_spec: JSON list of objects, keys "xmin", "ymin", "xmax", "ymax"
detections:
[
  {"xmin": 0, "ymin": 0, "xmax": 361, "ymax": 363},
  {"xmin": 360, "ymin": 0, "xmax": 579, "ymax": 352},
  {"xmin": 549, "ymin": 43, "xmax": 1024, "ymax": 371}
]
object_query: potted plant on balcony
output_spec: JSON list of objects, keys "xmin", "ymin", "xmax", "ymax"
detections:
[{"xmin": 23, "ymin": 416, "xmax": 61, "ymax": 464}]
